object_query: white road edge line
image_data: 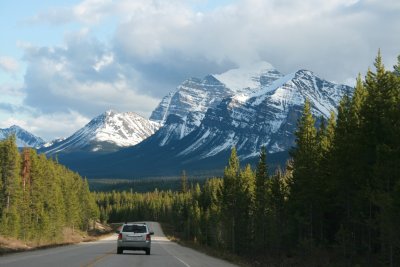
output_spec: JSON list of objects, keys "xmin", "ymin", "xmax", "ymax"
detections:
[
  {"xmin": 173, "ymin": 255, "xmax": 191, "ymax": 267},
  {"xmin": 158, "ymin": 241, "xmax": 191, "ymax": 267}
]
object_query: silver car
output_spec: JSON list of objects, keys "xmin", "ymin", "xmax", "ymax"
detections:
[{"xmin": 117, "ymin": 223, "xmax": 154, "ymax": 255}]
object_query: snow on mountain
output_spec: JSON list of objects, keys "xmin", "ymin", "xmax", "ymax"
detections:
[
  {"xmin": 52, "ymin": 62, "xmax": 353, "ymax": 179},
  {"xmin": 149, "ymin": 75, "xmax": 232, "ymax": 146},
  {"xmin": 43, "ymin": 137, "xmax": 66, "ymax": 148},
  {"xmin": 175, "ymin": 69, "xmax": 352, "ymax": 160},
  {"xmin": 42, "ymin": 110, "xmax": 160, "ymax": 154},
  {"xmin": 150, "ymin": 75, "xmax": 231, "ymax": 124},
  {"xmin": 149, "ymin": 62, "xmax": 284, "ymax": 147},
  {"xmin": 214, "ymin": 61, "xmax": 284, "ymax": 93},
  {"xmin": 0, "ymin": 125, "xmax": 45, "ymax": 148}
]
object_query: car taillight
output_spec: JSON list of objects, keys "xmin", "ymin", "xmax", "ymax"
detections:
[
  {"xmin": 146, "ymin": 234, "xmax": 151, "ymax": 241},
  {"xmin": 118, "ymin": 233, "xmax": 122, "ymax": 240}
]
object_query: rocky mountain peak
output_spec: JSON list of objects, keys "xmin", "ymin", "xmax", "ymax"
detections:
[
  {"xmin": 0, "ymin": 125, "xmax": 45, "ymax": 148},
  {"xmin": 42, "ymin": 111, "xmax": 160, "ymax": 154}
]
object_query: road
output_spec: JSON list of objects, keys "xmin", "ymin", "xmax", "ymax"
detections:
[{"xmin": 0, "ymin": 222, "xmax": 238, "ymax": 267}]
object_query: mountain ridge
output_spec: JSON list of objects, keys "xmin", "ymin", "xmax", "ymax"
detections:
[
  {"xmin": 52, "ymin": 62, "xmax": 352, "ymax": 178},
  {"xmin": 41, "ymin": 110, "xmax": 160, "ymax": 154},
  {"xmin": 0, "ymin": 125, "xmax": 45, "ymax": 148}
]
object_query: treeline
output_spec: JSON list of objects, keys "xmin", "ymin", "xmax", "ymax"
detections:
[
  {"xmin": 89, "ymin": 177, "xmax": 206, "ymax": 193},
  {"xmin": 286, "ymin": 52, "xmax": 400, "ymax": 265},
  {"xmin": 0, "ymin": 136, "xmax": 99, "ymax": 243},
  {"xmin": 94, "ymin": 151, "xmax": 292, "ymax": 256},
  {"xmin": 94, "ymin": 53, "xmax": 400, "ymax": 266}
]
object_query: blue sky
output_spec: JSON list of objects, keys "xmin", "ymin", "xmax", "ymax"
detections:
[{"xmin": 0, "ymin": 0, "xmax": 399, "ymax": 140}]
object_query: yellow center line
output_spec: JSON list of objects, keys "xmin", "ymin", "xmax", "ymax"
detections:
[{"xmin": 81, "ymin": 249, "xmax": 115, "ymax": 267}]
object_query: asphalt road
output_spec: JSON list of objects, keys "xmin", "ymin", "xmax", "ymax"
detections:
[{"xmin": 0, "ymin": 222, "xmax": 238, "ymax": 267}]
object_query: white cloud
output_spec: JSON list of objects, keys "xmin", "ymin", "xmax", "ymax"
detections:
[
  {"xmin": 22, "ymin": 0, "xmax": 400, "ymax": 87},
  {"xmin": 0, "ymin": 56, "xmax": 19, "ymax": 73},
  {"xmin": 0, "ymin": 117, "xmax": 28, "ymax": 129},
  {"xmin": 0, "ymin": 83, "xmax": 24, "ymax": 97},
  {"xmin": 27, "ymin": 0, "xmax": 186, "ymax": 26},
  {"xmin": 22, "ymin": 37, "xmax": 159, "ymax": 119},
  {"xmin": 72, "ymin": 0, "xmax": 113, "ymax": 24},
  {"xmin": 13, "ymin": 0, "xmax": 400, "ymax": 140},
  {"xmin": 0, "ymin": 83, "xmax": 26, "ymax": 114},
  {"xmin": 93, "ymin": 53, "xmax": 114, "ymax": 72},
  {"xmin": 110, "ymin": 0, "xmax": 400, "ymax": 84},
  {"xmin": 0, "ymin": 111, "xmax": 90, "ymax": 141},
  {"xmin": 26, "ymin": 7, "xmax": 73, "ymax": 25}
]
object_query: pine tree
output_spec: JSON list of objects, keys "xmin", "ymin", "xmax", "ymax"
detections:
[
  {"xmin": 19, "ymin": 148, "xmax": 32, "ymax": 241},
  {"xmin": 267, "ymin": 167, "xmax": 290, "ymax": 253},
  {"xmin": 43, "ymin": 159, "xmax": 65, "ymax": 241},
  {"xmin": 254, "ymin": 147, "xmax": 269, "ymax": 252},
  {"xmin": 361, "ymin": 52, "xmax": 392, "ymax": 256},
  {"xmin": 329, "ymin": 52, "xmax": 400, "ymax": 262},
  {"xmin": 0, "ymin": 136, "xmax": 22, "ymax": 237},
  {"xmin": 63, "ymin": 173, "xmax": 82, "ymax": 233},
  {"xmin": 311, "ymin": 112, "xmax": 336, "ymax": 243},
  {"xmin": 394, "ymin": 55, "xmax": 400, "ymax": 77},
  {"xmin": 201, "ymin": 178, "xmax": 222, "ymax": 248},
  {"xmin": 190, "ymin": 200, "xmax": 201, "ymax": 243},
  {"xmin": 80, "ymin": 179, "xmax": 99, "ymax": 231},
  {"xmin": 289, "ymin": 99, "xmax": 320, "ymax": 244},
  {"xmin": 236, "ymin": 164, "xmax": 255, "ymax": 254},
  {"xmin": 368, "ymin": 53, "xmax": 400, "ymax": 265},
  {"xmin": 181, "ymin": 170, "xmax": 188, "ymax": 193},
  {"xmin": 29, "ymin": 150, "xmax": 48, "ymax": 241},
  {"xmin": 221, "ymin": 148, "xmax": 240, "ymax": 252},
  {"xmin": 330, "ymin": 76, "xmax": 368, "ymax": 258}
]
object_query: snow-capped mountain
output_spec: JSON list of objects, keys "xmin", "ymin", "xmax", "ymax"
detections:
[
  {"xmin": 150, "ymin": 75, "xmax": 231, "ymax": 146},
  {"xmin": 0, "ymin": 125, "xmax": 45, "ymax": 148},
  {"xmin": 175, "ymin": 69, "xmax": 351, "ymax": 161},
  {"xmin": 59, "ymin": 62, "xmax": 352, "ymax": 179},
  {"xmin": 149, "ymin": 62, "xmax": 285, "ymax": 147},
  {"xmin": 150, "ymin": 75, "xmax": 229, "ymax": 124},
  {"xmin": 42, "ymin": 110, "xmax": 160, "ymax": 154}
]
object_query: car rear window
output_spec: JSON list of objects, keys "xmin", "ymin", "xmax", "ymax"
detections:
[{"xmin": 122, "ymin": 225, "xmax": 147, "ymax": 233}]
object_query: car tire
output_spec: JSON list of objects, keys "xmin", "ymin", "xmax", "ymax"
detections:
[
  {"xmin": 117, "ymin": 248, "xmax": 123, "ymax": 254},
  {"xmin": 145, "ymin": 248, "xmax": 150, "ymax": 255}
]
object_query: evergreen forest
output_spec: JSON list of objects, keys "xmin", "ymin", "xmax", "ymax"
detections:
[
  {"xmin": 94, "ymin": 53, "xmax": 400, "ymax": 266},
  {"xmin": 0, "ymin": 136, "xmax": 99, "ymax": 244},
  {"xmin": 0, "ymin": 52, "xmax": 399, "ymax": 265}
]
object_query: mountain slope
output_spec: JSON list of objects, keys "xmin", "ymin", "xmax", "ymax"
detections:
[
  {"xmin": 0, "ymin": 125, "xmax": 45, "ymax": 148},
  {"xmin": 148, "ymin": 62, "xmax": 285, "ymax": 147},
  {"xmin": 174, "ymin": 69, "xmax": 351, "ymax": 161},
  {"xmin": 149, "ymin": 75, "xmax": 231, "ymax": 146},
  {"xmin": 42, "ymin": 110, "xmax": 160, "ymax": 154},
  {"xmin": 56, "ymin": 66, "xmax": 352, "ymax": 179}
]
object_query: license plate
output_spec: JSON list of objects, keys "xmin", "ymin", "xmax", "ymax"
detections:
[{"xmin": 126, "ymin": 236, "xmax": 141, "ymax": 241}]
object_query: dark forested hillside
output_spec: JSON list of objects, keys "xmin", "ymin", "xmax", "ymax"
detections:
[
  {"xmin": 95, "ymin": 53, "xmax": 400, "ymax": 266},
  {"xmin": 0, "ymin": 136, "xmax": 99, "ymax": 244}
]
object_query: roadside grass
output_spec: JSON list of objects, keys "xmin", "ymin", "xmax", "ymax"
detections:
[
  {"xmin": 0, "ymin": 221, "xmax": 113, "ymax": 255},
  {"xmin": 0, "ymin": 236, "xmax": 30, "ymax": 254}
]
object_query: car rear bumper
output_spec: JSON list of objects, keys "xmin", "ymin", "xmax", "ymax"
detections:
[{"xmin": 117, "ymin": 240, "xmax": 151, "ymax": 249}]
